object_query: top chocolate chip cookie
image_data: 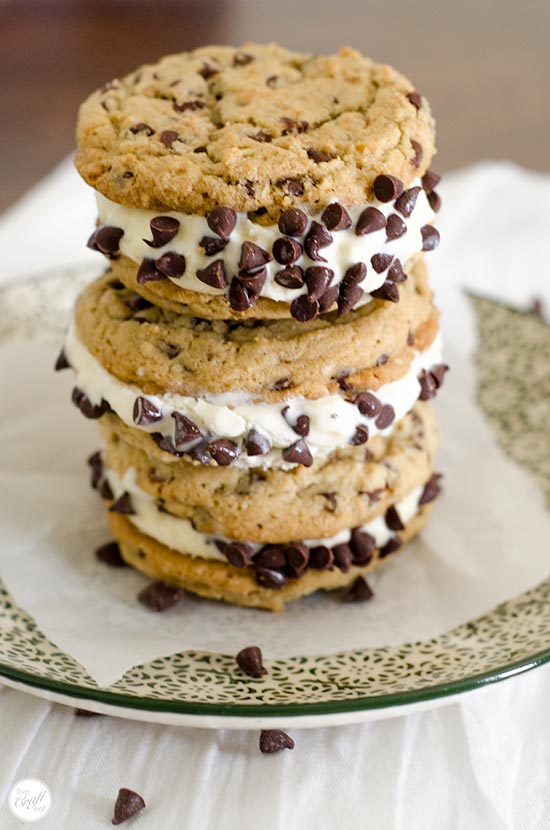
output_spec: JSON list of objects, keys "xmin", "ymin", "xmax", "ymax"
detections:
[{"xmin": 76, "ymin": 43, "xmax": 435, "ymax": 217}]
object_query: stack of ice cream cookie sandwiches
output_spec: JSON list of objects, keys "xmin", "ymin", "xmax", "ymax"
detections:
[{"xmin": 58, "ymin": 44, "xmax": 446, "ymax": 611}]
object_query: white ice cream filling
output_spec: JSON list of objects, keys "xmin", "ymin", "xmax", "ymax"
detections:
[
  {"xmin": 95, "ymin": 181, "xmax": 435, "ymax": 307},
  {"xmin": 105, "ymin": 465, "xmax": 425, "ymax": 563},
  {"xmin": 65, "ymin": 323, "xmax": 443, "ymax": 470}
]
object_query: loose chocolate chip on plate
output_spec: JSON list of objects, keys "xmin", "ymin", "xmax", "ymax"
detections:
[
  {"xmin": 309, "ymin": 545, "xmax": 334, "ymax": 570},
  {"xmin": 410, "ymin": 139, "xmax": 424, "ymax": 168},
  {"xmin": 375, "ymin": 404, "xmax": 395, "ymax": 429},
  {"xmin": 338, "ymin": 281, "xmax": 363, "ymax": 315},
  {"xmin": 133, "ymin": 396, "xmax": 162, "ymax": 426},
  {"xmin": 422, "ymin": 170, "xmax": 442, "ymax": 194},
  {"xmin": 321, "ymin": 203, "xmax": 352, "ymax": 231},
  {"xmin": 333, "ymin": 543, "xmax": 353, "ymax": 572},
  {"xmin": 419, "ymin": 473, "xmax": 443, "ymax": 505},
  {"xmin": 343, "ymin": 576, "xmax": 374, "ymax": 602},
  {"xmin": 373, "ymin": 174, "xmax": 404, "ymax": 202},
  {"xmin": 427, "ymin": 191, "xmax": 442, "ymax": 213},
  {"xmin": 255, "ymin": 566, "xmax": 289, "ymax": 589},
  {"xmin": 254, "ymin": 545, "xmax": 287, "ymax": 569},
  {"xmin": 109, "ymin": 492, "xmax": 135, "ymax": 515},
  {"xmin": 224, "ymin": 542, "xmax": 253, "ymax": 568},
  {"xmin": 236, "ymin": 646, "xmax": 267, "ymax": 677},
  {"xmin": 87, "ymin": 226, "xmax": 124, "ymax": 258},
  {"xmin": 274, "ymin": 265, "xmax": 304, "ymax": 289},
  {"xmin": 208, "ymin": 438, "xmax": 239, "ymax": 466},
  {"xmin": 272, "ymin": 237, "xmax": 302, "ymax": 265},
  {"xmin": 54, "ymin": 349, "xmax": 70, "ymax": 371},
  {"xmin": 137, "ymin": 258, "xmax": 165, "ymax": 285},
  {"xmin": 200, "ymin": 235, "xmax": 228, "ymax": 256},
  {"xmin": 282, "ymin": 439, "xmax": 313, "ymax": 466},
  {"xmin": 207, "ymin": 206, "xmax": 237, "ymax": 239},
  {"xmin": 371, "ymin": 281, "xmax": 400, "ymax": 303},
  {"xmin": 278, "ymin": 208, "xmax": 308, "ymax": 237},
  {"xmin": 290, "ymin": 294, "xmax": 319, "ymax": 322},
  {"xmin": 307, "ymin": 147, "xmax": 332, "ymax": 163},
  {"xmin": 172, "ymin": 412, "xmax": 202, "ymax": 447},
  {"xmin": 130, "ymin": 122, "xmax": 154, "ymax": 135},
  {"xmin": 350, "ymin": 528, "xmax": 375, "ymax": 564},
  {"xmin": 318, "ymin": 284, "xmax": 339, "ymax": 313},
  {"xmin": 304, "ymin": 222, "xmax": 332, "ymax": 261},
  {"xmin": 394, "ymin": 186, "xmax": 422, "ymax": 218},
  {"xmin": 156, "ymin": 251, "xmax": 186, "ymax": 278},
  {"xmin": 196, "ymin": 259, "xmax": 228, "ymax": 289},
  {"xmin": 112, "ymin": 788, "xmax": 146, "ymax": 825},
  {"xmin": 354, "ymin": 391, "xmax": 381, "ymax": 417},
  {"xmin": 138, "ymin": 581, "xmax": 184, "ymax": 612},
  {"xmin": 95, "ymin": 541, "xmax": 127, "ymax": 568},
  {"xmin": 370, "ymin": 253, "xmax": 393, "ymax": 273},
  {"xmin": 144, "ymin": 216, "xmax": 180, "ymax": 248},
  {"xmin": 245, "ymin": 429, "xmax": 272, "ymax": 456},
  {"xmin": 343, "ymin": 262, "xmax": 367, "ymax": 284},
  {"xmin": 305, "ymin": 266, "xmax": 333, "ymax": 299},
  {"xmin": 259, "ymin": 729, "xmax": 295, "ymax": 754},
  {"xmin": 386, "ymin": 505, "xmax": 405, "ymax": 531},
  {"xmin": 407, "ymin": 90, "xmax": 423, "ymax": 110},
  {"xmin": 356, "ymin": 206, "xmax": 386, "ymax": 236},
  {"xmin": 421, "ymin": 225, "xmax": 440, "ymax": 251},
  {"xmin": 379, "ymin": 537, "xmax": 402, "ymax": 558},
  {"xmin": 350, "ymin": 424, "xmax": 369, "ymax": 445},
  {"xmin": 386, "ymin": 213, "xmax": 407, "ymax": 241}
]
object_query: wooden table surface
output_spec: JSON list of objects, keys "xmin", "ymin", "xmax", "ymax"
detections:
[{"xmin": 1, "ymin": 0, "xmax": 549, "ymax": 213}]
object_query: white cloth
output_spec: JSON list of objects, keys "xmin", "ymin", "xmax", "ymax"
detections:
[{"xmin": 0, "ymin": 159, "xmax": 549, "ymax": 829}]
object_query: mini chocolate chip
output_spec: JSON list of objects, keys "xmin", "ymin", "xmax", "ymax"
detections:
[
  {"xmin": 158, "ymin": 342, "xmax": 180, "ymax": 359},
  {"xmin": 305, "ymin": 265, "xmax": 334, "ymax": 300},
  {"xmin": 338, "ymin": 281, "xmax": 363, "ymax": 315},
  {"xmin": 207, "ymin": 206, "xmax": 237, "ymax": 239},
  {"xmin": 112, "ymin": 788, "xmax": 146, "ymax": 825},
  {"xmin": 274, "ymin": 265, "xmax": 304, "ymax": 288},
  {"xmin": 350, "ymin": 528, "xmax": 376, "ymax": 564},
  {"xmin": 137, "ymin": 258, "xmax": 165, "ymax": 285},
  {"xmin": 277, "ymin": 177, "xmax": 304, "ymax": 196},
  {"xmin": 285, "ymin": 543, "xmax": 309, "ymax": 569},
  {"xmin": 410, "ymin": 139, "xmax": 424, "ymax": 168},
  {"xmin": 343, "ymin": 262, "xmax": 367, "ymax": 284},
  {"xmin": 379, "ymin": 537, "xmax": 402, "ymax": 558},
  {"xmin": 350, "ymin": 425, "xmax": 369, "ymax": 445},
  {"xmin": 419, "ymin": 473, "xmax": 443, "ymax": 505},
  {"xmin": 255, "ymin": 567, "xmax": 289, "ymax": 589},
  {"xmin": 138, "ymin": 581, "xmax": 184, "ymax": 611},
  {"xmin": 280, "ymin": 117, "xmax": 309, "ymax": 134},
  {"xmin": 421, "ymin": 225, "xmax": 440, "ymax": 251},
  {"xmin": 244, "ymin": 180, "xmax": 255, "ymax": 198},
  {"xmin": 388, "ymin": 258, "xmax": 407, "ymax": 282},
  {"xmin": 356, "ymin": 207, "xmax": 386, "ymax": 236},
  {"xmin": 304, "ymin": 222, "xmax": 332, "ymax": 261},
  {"xmin": 156, "ymin": 251, "xmax": 186, "ymax": 277},
  {"xmin": 252, "ymin": 130, "xmax": 272, "ymax": 143},
  {"xmin": 386, "ymin": 505, "xmax": 405, "ymax": 531},
  {"xmin": 130, "ymin": 122, "xmax": 154, "ymax": 135},
  {"xmin": 321, "ymin": 203, "xmax": 352, "ymax": 231},
  {"xmin": 199, "ymin": 62, "xmax": 218, "ymax": 79},
  {"xmin": 171, "ymin": 412, "xmax": 202, "ymax": 447},
  {"xmin": 374, "ymin": 175, "xmax": 404, "ymax": 202},
  {"xmin": 208, "ymin": 438, "xmax": 239, "ymax": 466},
  {"xmin": 386, "ymin": 213, "xmax": 407, "ymax": 241},
  {"xmin": 418, "ymin": 369, "xmax": 438, "ymax": 400},
  {"xmin": 321, "ymin": 491, "xmax": 337, "ymax": 511},
  {"xmin": 290, "ymin": 294, "xmax": 319, "ymax": 322},
  {"xmin": 200, "ymin": 235, "xmax": 228, "ymax": 255},
  {"xmin": 266, "ymin": 75, "xmax": 278, "ymax": 87},
  {"xmin": 375, "ymin": 404, "xmax": 395, "ymax": 429},
  {"xmin": 259, "ymin": 730, "xmax": 295, "ymax": 753},
  {"xmin": 236, "ymin": 646, "xmax": 267, "ymax": 677},
  {"xmin": 427, "ymin": 191, "xmax": 442, "ymax": 212},
  {"xmin": 196, "ymin": 259, "xmax": 228, "ymax": 288},
  {"xmin": 245, "ymin": 429, "xmax": 272, "ymax": 456},
  {"xmin": 430, "ymin": 363, "xmax": 449, "ymax": 388},
  {"xmin": 282, "ymin": 439, "xmax": 313, "ymax": 466},
  {"xmin": 159, "ymin": 130, "xmax": 179, "ymax": 149},
  {"xmin": 229, "ymin": 277, "xmax": 254, "ymax": 311},
  {"xmin": 278, "ymin": 208, "xmax": 307, "ymax": 237},
  {"xmin": 344, "ymin": 576, "xmax": 374, "ymax": 602},
  {"xmin": 370, "ymin": 253, "xmax": 393, "ymax": 273},
  {"xmin": 71, "ymin": 387, "xmax": 110, "ymax": 419},
  {"xmin": 422, "ymin": 170, "xmax": 442, "ymax": 194},
  {"xmin": 254, "ymin": 545, "xmax": 287, "ymax": 569},
  {"xmin": 318, "ymin": 284, "xmax": 339, "ymax": 313},
  {"xmin": 144, "ymin": 216, "xmax": 180, "ymax": 248},
  {"xmin": 234, "ymin": 51, "xmax": 254, "ymax": 66},
  {"xmin": 173, "ymin": 99, "xmax": 206, "ymax": 112},
  {"xmin": 407, "ymin": 90, "xmax": 422, "ymax": 109},
  {"xmin": 333, "ymin": 543, "xmax": 353, "ymax": 572},
  {"xmin": 55, "ymin": 349, "xmax": 70, "ymax": 371},
  {"xmin": 133, "ymin": 396, "xmax": 162, "ymax": 426},
  {"xmin": 394, "ymin": 186, "xmax": 422, "ymax": 218},
  {"xmin": 272, "ymin": 377, "xmax": 292, "ymax": 391},
  {"xmin": 376, "ymin": 354, "xmax": 389, "ymax": 365},
  {"xmin": 239, "ymin": 241, "xmax": 272, "ymax": 273},
  {"xmin": 309, "ymin": 545, "xmax": 334, "ymax": 570},
  {"xmin": 355, "ymin": 391, "xmax": 381, "ymax": 417},
  {"xmin": 224, "ymin": 542, "xmax": 253, "ymax": 568},
  {"xmin": 407, "ymin": 331, "xmax": 415, "ymax": 346},
  {"xmin": 109, "ymin": 492, "xmax": 135, "ymax": 515},
  {"xmin": 95, "ymin": 541, "xmax": 127, "ymax": 568},
  {"xmin": 371, "ymin": 281, "xmax": 400, "ymax": 303},
  {"xmin": 87, "ymin": 226, "xmax": 124, "ymax": 258},
  {"xmin": 307, "ymin": 147, "xmax": 332, "ymax": 163},
  {"xmin": 272, "ymin": 237, "xmax": 302, "ymax": 265}
]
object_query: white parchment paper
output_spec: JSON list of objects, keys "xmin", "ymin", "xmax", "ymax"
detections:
[{"xmin": 0, "ymin": 161, "xmax": 549, "ymax": 688}]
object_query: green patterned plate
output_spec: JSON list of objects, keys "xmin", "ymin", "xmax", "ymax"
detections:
[{"xmin": 0, "ymin": 267, "xmax": 548, "ymax": 728}]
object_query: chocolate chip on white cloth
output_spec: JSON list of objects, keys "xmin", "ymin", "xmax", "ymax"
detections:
[
  {"xmin": 206, "ymin": 206, "xmax": 237, "ymax": 238},
  {"xmin": 111, "ymin": 788, "xmax": 146, "ymax": 825},
  {"xmin": 109, "ymin": 492, "xmax": 135, "ymax": 515},
  {"xmin": 87, "ymin": 226, "xmax": 124, "ymax": 258},
  {"xmin": 282, "ymin": 439, "xmax": 313, "ymax": 466},
  {"xmin": 143, "ymin": 216, "xmax": 180, "ymax": 248},
  {"xmin": 278, "ymin": 208, "xmax": 307, "ymax": 237},
  {"xmin": 321, "ymin": 203, "xmax": 352, "ymax": 231},
  {"xmin": 196, "ymin": 259, "xmax": 227, "ymax": 288},
  {"xmin": 133, "ymin": 396, "xmax": 162, "ymax": 425},
  {"xmin": 304, "ymin": 222, "xmax": 332, "ymax": 261},
  {"xmin": 137, "ymin": 581, "xmax": 184, "ymax": 611},
  {"xmin": 343, "ymin": 576, "xmax": 374, "ymax": 602},
  {"xmin": 373, "ymin": 174, "xmax": 404, "ymax": 202},
  {"xmin": 356, "ymin": 206, "xmax": 386, "ymax": 236},
  {"xmin": 95, "ymin": 541, "xmax": 128, "ymax": 568},
  {"xmin": 236, "ymin": 646, "xmax": 267, "ymax": 677},
  {"xmin": 259, "ymin": 730, "xmax": 295, "ymax": 754}
]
